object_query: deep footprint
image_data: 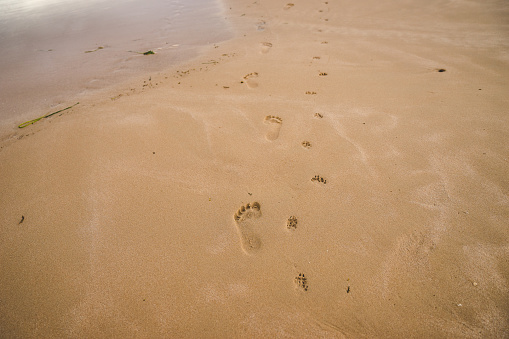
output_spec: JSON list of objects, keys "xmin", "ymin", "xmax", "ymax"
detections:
[
  {"xmin": 264, "ymin": 115, "xmax": 283, "ymax": 140},
  {"xmin": 233, "ymin": 202, "xmax": 262, "ymax": 255}
]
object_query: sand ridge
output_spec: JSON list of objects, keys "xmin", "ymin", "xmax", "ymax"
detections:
[{"xmin": 1, "ymin": 0, "xmax": 509, "ymax": 337}]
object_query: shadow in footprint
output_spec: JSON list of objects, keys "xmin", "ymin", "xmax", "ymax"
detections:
[
  {"xmin": 264, "ymin": 115, "xmax": 283, "ymax": 141},
  {"xmin": 233, "ymin": 202, "xmax": 262, "ymax": 255}
]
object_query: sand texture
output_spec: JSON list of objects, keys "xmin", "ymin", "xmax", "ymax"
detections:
[{"xmin": 1, "ymin": 0, "xmax": 509, "ymax": 337}]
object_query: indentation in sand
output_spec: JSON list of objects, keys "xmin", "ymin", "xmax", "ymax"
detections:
[
  {"xmin": 287, "ymin": 216, "xmax": 298, "ymax": 230},
  {"xmin": 256, "ymin": 20, "xmax": 266, "ymax": 31},
  {"xmin": 295, "ymin": 273, "xmax": 309, "ymax": 291},
  {"xmin": 264, "ymin": 115, "xmax": 283, "ymax": 140},
  {"xmin": 242, "ymin": 72, "xmax": 259, "ymax": 88},
  {"xmin": 260, "ymin": 42, "xmax": 273, "ymax": 54},
  {"xmin": 233, "ymin": 202, "xmax": 262, "ymax": 255},
  {"xmin": 311, "ymin": 175, "xmax": 327, "ymax": 184}
]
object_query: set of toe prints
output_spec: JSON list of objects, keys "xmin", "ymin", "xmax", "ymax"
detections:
[
  {"xmin": 233, "ymin": 112, "xmax": 328, "ymax": 293},
  {"xmin": 233, "ymin": 201, "xmax": 310, "ymax": 292}
]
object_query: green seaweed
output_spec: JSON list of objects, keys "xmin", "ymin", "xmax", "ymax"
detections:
[
  {"xmin": 18, "ymin": 102, "xmax": 79, "ymax": 128},
  {"xmin": 128, "ymin": 50, "xmax": 156, "ymax": 55},
  {"xmin": 85, "ymin": 46, "xmax": 104, "ymax": 53}
]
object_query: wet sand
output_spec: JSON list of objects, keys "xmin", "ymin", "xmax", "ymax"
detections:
[
  {"xmin": 0, "ymin": 0, "xmax": 231, "ymax": 133},
  {"xmin": 1, "ymin": 0, "xmax": 509, "ymax": 337}
]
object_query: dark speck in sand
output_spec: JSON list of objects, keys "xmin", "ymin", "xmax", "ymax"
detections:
[{"xmin": 438, "ymin": 69, "xmax": 446, "ymax": 72}]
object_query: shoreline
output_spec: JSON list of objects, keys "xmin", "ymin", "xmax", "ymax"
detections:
[
  {"xmin": 1, "ymin": 0, "xmax": 508, "ymax": 337},
  {"xmin": 0, "ymin": 0, "xmax": 233, "ymax": 137}
]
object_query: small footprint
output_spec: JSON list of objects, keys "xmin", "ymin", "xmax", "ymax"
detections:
[
  {"xmin": 287, "ymin": 216, "xmax": 298, "ymax": 230},
  {"xmin": 242, "ymin": 72, "xmax": 259, "ymax": 88},
  {"xmin": 301, "ymin": 141, "xmax": 312, "ymax": 149},
  {"xmin": 319, "ymin": 72, "xmax": 328, "ymax": 76},
  {"xmin": 284, "ymin": 3, "xmax": 295, "ymax": 10},
  {"xmin": 314, "ymin": 113, "xmax": 323, "ymax": 118},
  {"xmin": 306, "ymin": 91, "xmax": 317, "ymax": 95},
  {"xmin": 264, "ymin": 115, "xmax": 283, "ymax": 141},
  {"xmin": 256, "ymin": 20, "xmax": 266, "ymax": 31},
  {"xmin": 311, "ymin": 175, "xmax": 327, "ymax": 184},
  {"xmin": 233, "ymin": 202, "xmax": 262, "ymax": 255},
  {"xmin": 260, "ymin": 42, "xmax": 273, "ymax": 54},
  {"xmin": 295, "ymin": 273, "xmax": 309, "ymax": 291}
]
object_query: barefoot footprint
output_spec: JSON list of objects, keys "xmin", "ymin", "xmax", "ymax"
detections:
[
  {"xmin": 287, "ymin": 216, "xmax": 298, "ymax": 230},
  {"xmin": 311, "ymin": 175, "xmax": 327, "ymax": 184},
  {"xmin": 301, "ymin": 141, "xmax": 312, "ymax": 149},
  {"xmin": 233, "ymin": 202, "xmax": 262, "ymax": 255},
  {"xmin": 256, "ymin": 20, "xmax": 266, "ymax": 31},
  {"xmin": 264, "ymin": 115, "xmax": 283, "ymax": 141},
  {"xmin": 243, "ymin": 72, "xmax": 259, "ymax": 88},
  {"xmin": 295, "ymin": 273, "xmax": 309, "ymax": 291},
  {"xmin": 260, "ymin": 42, "xmax": 273, "ymax": 54}
]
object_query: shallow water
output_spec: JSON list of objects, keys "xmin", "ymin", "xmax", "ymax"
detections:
[{"xmin": 0, "ymin": 0, "xmax": 231, "ymax": 127}]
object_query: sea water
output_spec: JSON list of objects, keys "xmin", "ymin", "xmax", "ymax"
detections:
[{"xmin": 0, "ymin": 0, "xmax": 231, "ymax": 128}]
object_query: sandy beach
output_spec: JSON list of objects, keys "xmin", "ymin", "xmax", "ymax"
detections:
[{"xmin": 1, "ymin": 0, "xmax": 508, "ymax": 337}]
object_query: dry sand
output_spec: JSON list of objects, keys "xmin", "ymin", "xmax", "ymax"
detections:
[{"xmin": 1, "ymin": 0, "xmax": 509, "ymax": 337}]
